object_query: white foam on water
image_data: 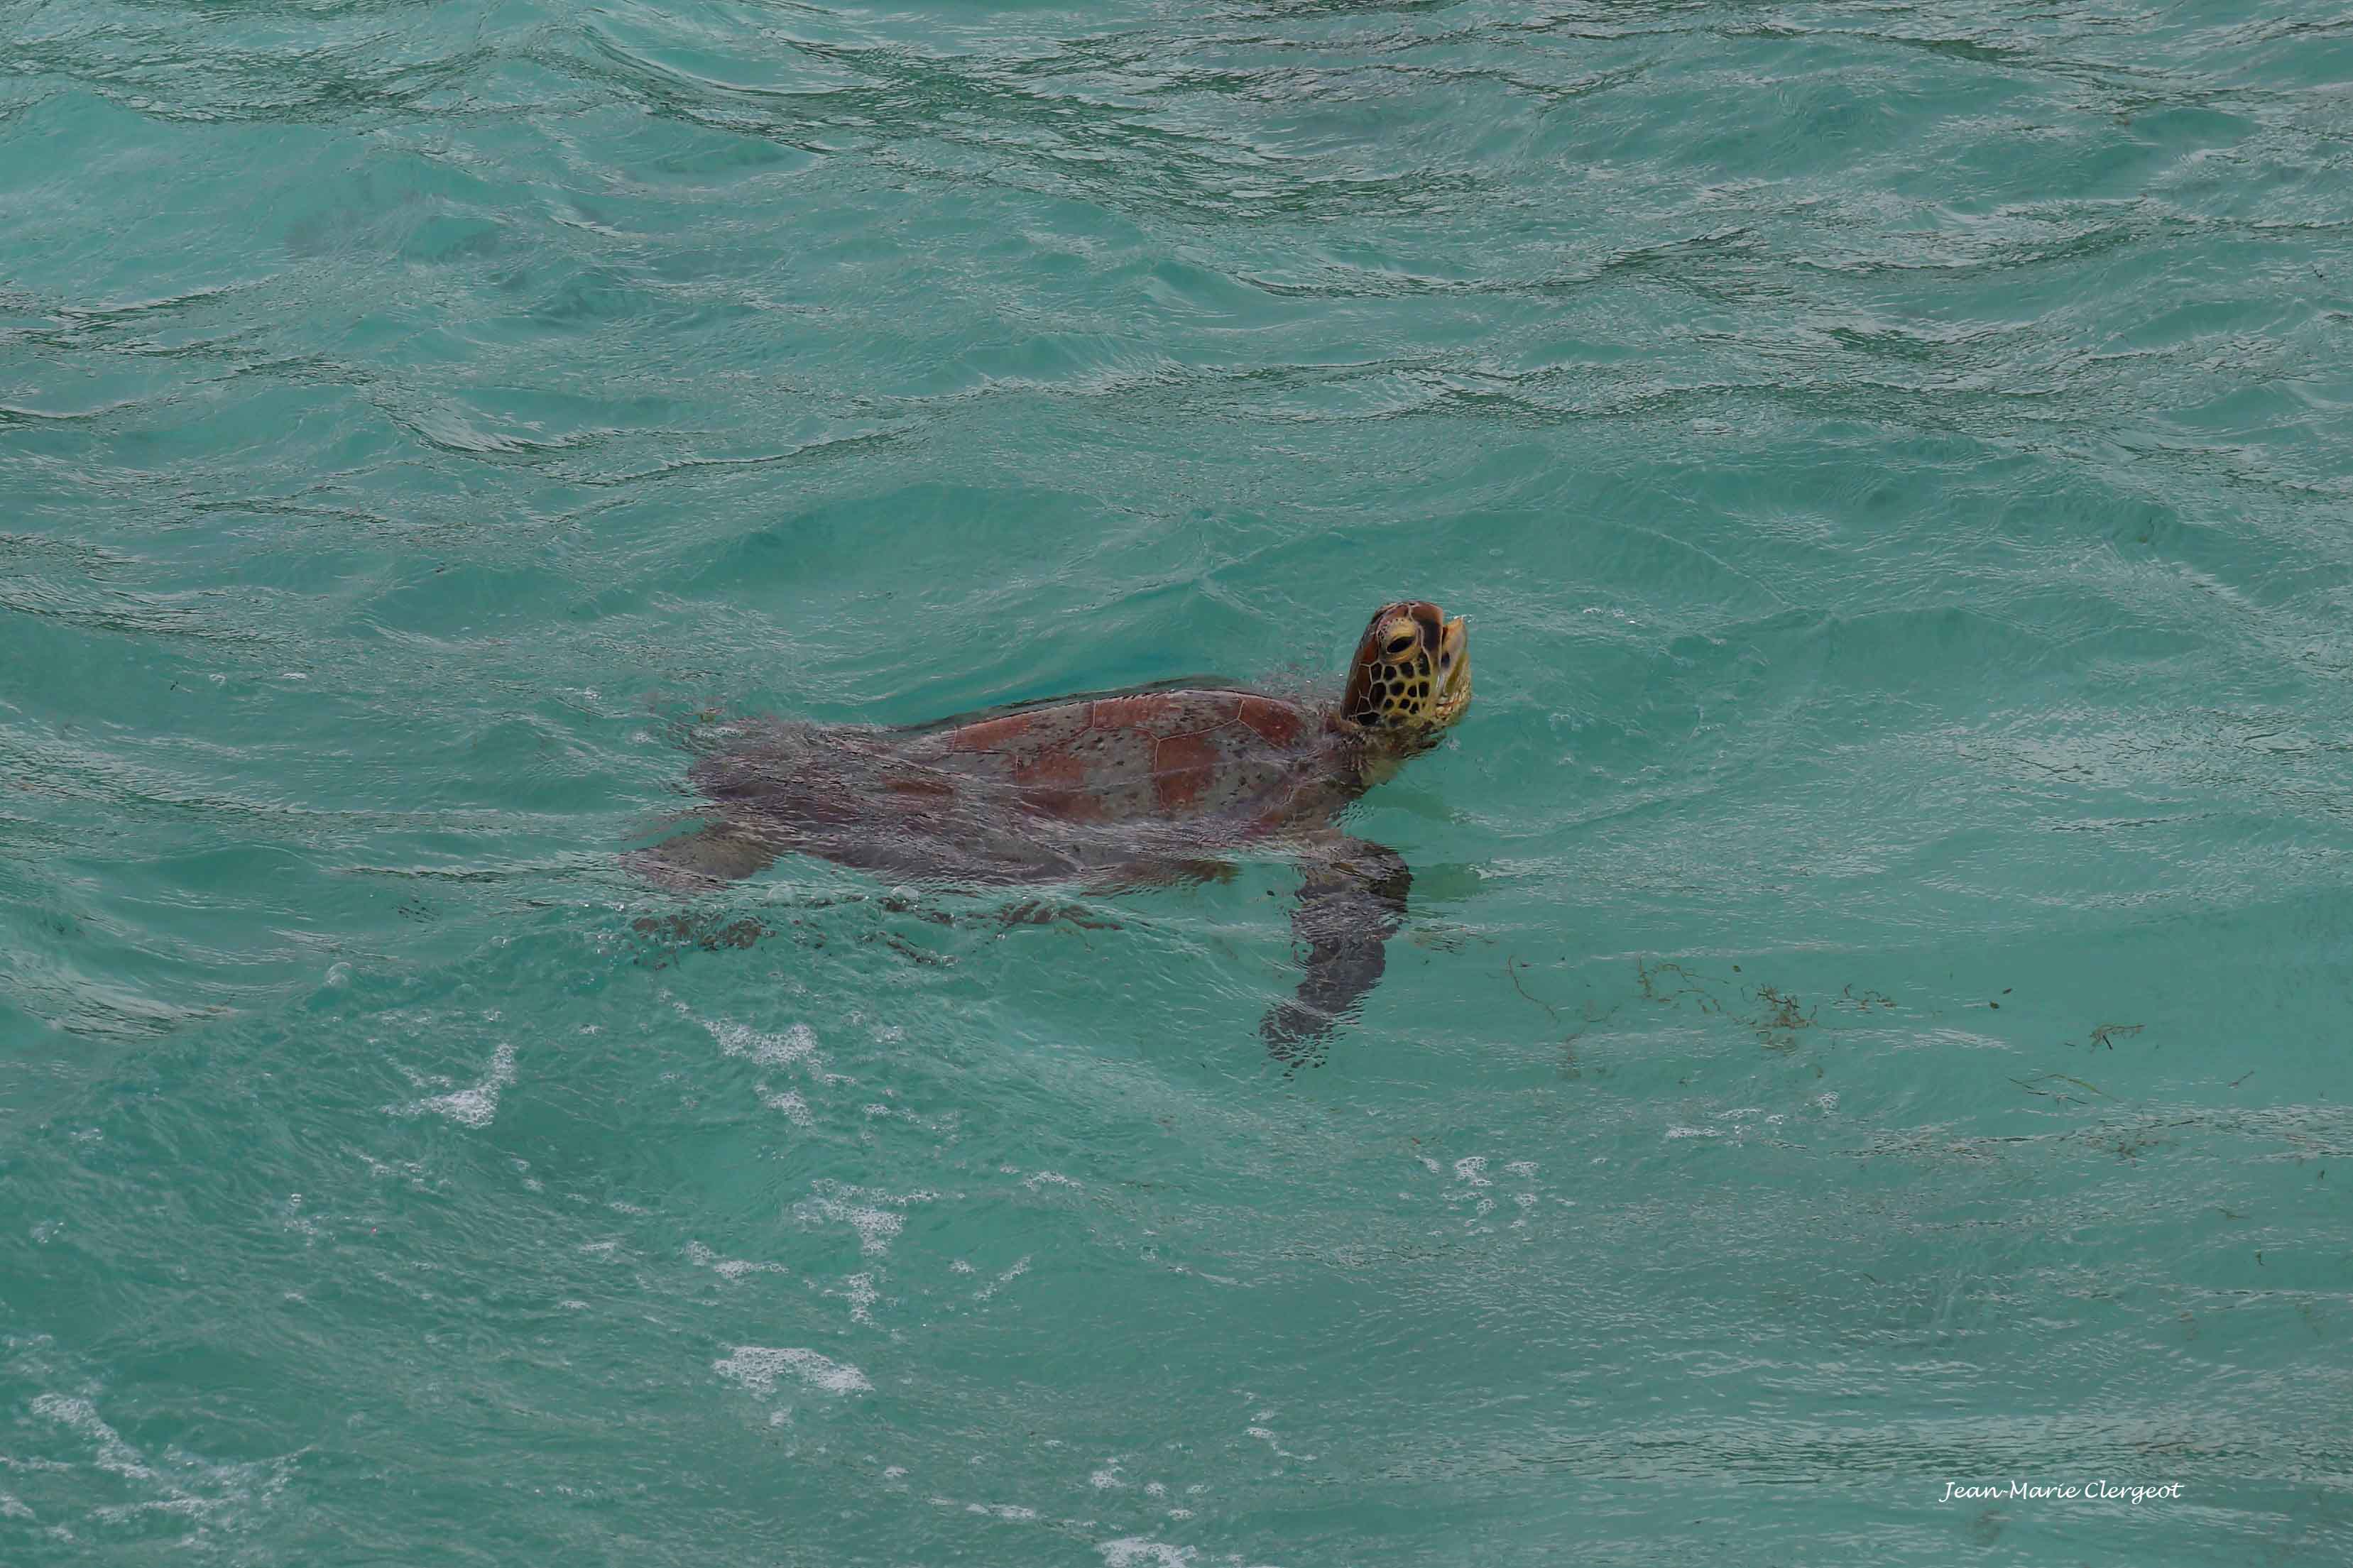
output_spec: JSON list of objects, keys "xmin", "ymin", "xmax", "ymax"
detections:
[
  {"xmin": 964, "ymin": 1501, "xmax": 1039, "ymax": 1520},
  {"xmin": 711, "ymin": 1346, "xmax": 871, "ymax": 1396},
  {"xmin": 974, "ymin": 1256, "xmax": 1030, "ymax": 1303},
  {"xmin": 684, "ymin": 1240, "xmax": 787, "ymax": 1280},
  {"xmin": 29, "ymin": 1391, "xmax": 293, "ymax": 1533},
  {"xmin": 795, "ymin": 1180, "xmax": 934, "ymax": 1257},
  {"xmin": 699, "ymin": 1012, "xmax": 819, "ymax": 1068},
  {"xmin": 1098, "ymin": 1539, "xmax": 1195, "ymax": 1568},
  {"xmin": 387, "ymin": 1043, "xmax": 516, "ymax": 1128},
  {"xmin": 684, "ymin": 1006, "xmax": 851, "ymax": 1114},
  {"xmin": 32, "ymin": 1395, "xmax": 153, "ymax": 1481},
  {"xmin": 846, "ymin": 1205, "xmax": 900, "ymax": 1255}
]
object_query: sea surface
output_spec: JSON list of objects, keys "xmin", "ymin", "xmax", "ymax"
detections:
[{"xmin": 4, "ymin": 1, "xmax": 2352, "ymax": 1563}]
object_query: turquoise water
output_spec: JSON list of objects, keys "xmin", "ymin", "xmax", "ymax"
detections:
[{"xmin": 4, "ymin": 0, "xmax": 2352, "ymax": 1561}]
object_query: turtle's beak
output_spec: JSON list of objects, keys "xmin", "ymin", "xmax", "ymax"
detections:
[{"xmin": 1434, "ymin": 613, "xmax": 1471, "ymax": 725}]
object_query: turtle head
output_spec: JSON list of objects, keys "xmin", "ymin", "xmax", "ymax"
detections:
[{"xmin": 1338, "ymin": 600, "xmax": 1472, "ymax": 747}]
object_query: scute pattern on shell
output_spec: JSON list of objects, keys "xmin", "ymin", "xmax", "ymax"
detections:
[{"xmin": 938, "ymin": 691, "xmax": 1314, "ymax": 821}]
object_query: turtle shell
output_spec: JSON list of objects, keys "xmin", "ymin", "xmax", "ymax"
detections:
[{"xmin": 925, "ymin": 690, "xmax": 1316, "ymax": 824}]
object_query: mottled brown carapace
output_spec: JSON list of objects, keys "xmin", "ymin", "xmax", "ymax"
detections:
[{"xmin": 937, "ymin": 692, "xmax": 1326, "ymax": 823}]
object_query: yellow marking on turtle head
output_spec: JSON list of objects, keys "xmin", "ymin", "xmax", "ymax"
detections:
[{"xmin": 1341, "ymin": 600, "xmax": 1472, "ymax": 740}]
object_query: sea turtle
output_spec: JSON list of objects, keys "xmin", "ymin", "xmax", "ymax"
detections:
[{"xmin": 639, "ymin": 600, "xmax": 1472, "ymax": 1059}]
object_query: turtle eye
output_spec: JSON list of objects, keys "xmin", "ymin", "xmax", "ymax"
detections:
[{"xmin": 1384, "ymin": 632, "xmax": 1416, "ymax": 657}]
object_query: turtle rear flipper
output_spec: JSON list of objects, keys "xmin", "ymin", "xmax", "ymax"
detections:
[
  {"xmin": 1260, "ymin": 833, "xmax": 1411, "ymax": 1065},
  {"xmin": 1082, "ymin": 856, "xmax": 1238, "ymax": 894},
  {"xmin": 628, "ymin": 818, "xmax": 786, "ymax": 889}
]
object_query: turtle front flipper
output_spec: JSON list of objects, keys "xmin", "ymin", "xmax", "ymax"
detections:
[{"xmin": 1261, "ymin": 833, "xmax": 1411, "ymax": 1065}]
